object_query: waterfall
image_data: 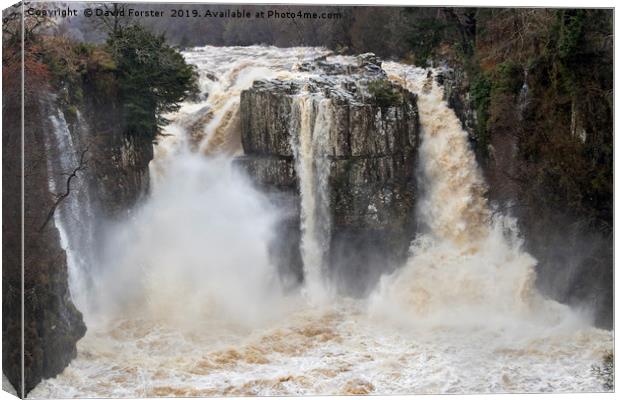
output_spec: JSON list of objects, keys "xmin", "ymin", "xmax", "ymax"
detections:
[
  {"xmin": 43, "ymin": 102, "xmax": 95, "ymax": 316},
  {"xmin": 290, "ymin": 94, "xmax": 334, "ymax": 301},
  {"xmin": 31, "ymin": 47, "xmax": 611, "ymax": 398},
  {"xmin": 151, "ymin": 46, "xmax": 329, "ymax": 178},
  {"xmin": 375, "ymin": 63, "xmax": 586, "ymax": 329},
  {"xmin": 517, "ymin": 70, "xmax": 530, "ymax": 120},
  {"xmin": 88, "ymin": 47, "xmax": 335, "ymax": 324},
  {"xmin": 153, "ymin": 47, "xmax": 338, "ymax": 301}
]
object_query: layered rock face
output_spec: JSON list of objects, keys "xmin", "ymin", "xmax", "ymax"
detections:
[
  {"xmin": 2, "ymin": 78, "xmax": 154, "ymax": 395},
  {"xmin": 238, "ymin": 55, "xmax": 419, "ymax": 295},
  {"xmin": 435, "ymin": 64, "xmax": 612, "ymax": 329},
  {"xmin": 68, "ymin": 82, "xmax": 153, "ymax": 222},
  {"xmin": 56, "ymin": 82, "xmax": 154, "ymax": 290},
  {"xmin": 2, "ymin": 93, "xmax": 87, "ymax": 396}
]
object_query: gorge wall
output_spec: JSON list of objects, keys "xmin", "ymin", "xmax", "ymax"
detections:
[
  {"xmin": 436, "ymin": 65, "xmax": 612, "ymax": 329},
  {"xmin": 238, "ymin": 55, "xmax": 419, "ymax": 295},
  {"xmin": 73, "ymin": 80, "xmax": 153, "ymax": 222},
  {"xmin": 3, "ymin": 90, "xmax": 87, "ymax": 396},
  {"xmin": 2, "ymin": 78, "xmax": 154, "ymax": 395}
]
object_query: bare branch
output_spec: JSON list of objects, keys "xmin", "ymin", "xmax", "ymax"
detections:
[{"xmin": 39, "ymin": 147, "xmax": 89, "ymax": 232}]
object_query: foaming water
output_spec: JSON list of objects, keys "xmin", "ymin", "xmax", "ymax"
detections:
[
  {"xmin": 30, "ymin": 48, "xmax": 612, "ymax": 397},
  {"xmin": 165, "ymin": 45, "xmax": 331, "ymax": 156},
  {"xmin": 31, "ymin": 300, "xmax": 612, "ymax": 397},
  {"xmin": 373, "ymin": 62, "xmax": 588, "ymax": 330},
  {"xmin": 94, "ymin": 150, "xmax": 289, "ymax": 330}
]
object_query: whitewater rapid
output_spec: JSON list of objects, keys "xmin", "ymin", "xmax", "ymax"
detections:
[{"xmin": 31, "ymin": 46, "xmax": 613, "ymax": 397}]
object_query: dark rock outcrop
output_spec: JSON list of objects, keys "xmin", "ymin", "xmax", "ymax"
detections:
[
  {"xmin": 66, "ymin": 82, "xmax": 153, "ymax": 222},
  {"xmin": 435, "ymin": 62, "xmax": 612, "ymax": 329},
  {"xmin": 3, "ymin": 90, "xmax": 87, "ymax": 396},
  {"xmin": 238, "ymin": 55, "xmax": 419, "ymax": 295},
  {"xmin": 2, "ymin": 75, "xmax": 154, "ymax": 397},
  {"xmin": 434, "ymin": 67, "xmax": 478, "ymax": 148},
  {"xmin": 58, "ymin": 81, "xmax": 154, "ymax": 286}
]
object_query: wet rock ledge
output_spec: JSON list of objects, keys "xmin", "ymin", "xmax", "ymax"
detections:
[{"xmin": 237, "ymin": 54, "xmax": 420, "ymax": 294}]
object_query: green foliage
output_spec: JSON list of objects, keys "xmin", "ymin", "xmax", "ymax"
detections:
[
  {"xmin": 106, "ymin": 24, "xmax": 198, "ymax": 139},
  {"xmin": 65, "ymin": 105, "xmax": 78, "ymax": 120},
  {"xmin": 493, "ymin": 62, "xmax": 524, "ymax": 95},
  {"xmin": 557, "ymin": 10, "xmax": 586, "ymax": 61},
  {"xmin": 526, "ymin": 9, "xmax": 612, "ymax": 230},
  {"xmin": 470, "ymin": 74, "xmax": 491, "ymax": 154},
  {"xmin": 40, "ymin": 37, "xmax": 119, "ymax": 109},
  {"xmin": 405, "ymin": 16, "xmax": 448, "ymax": 64},
  {"xmin": 592, "ymin": 351, "xmax": 614, "ymax": 390},
  {"xmin": 471, "ymin": 74, "xmax": 491, "ymax": 110},
  {"xmin": 367, "ymin": 80, "xmax": 403, "ymax": 108}
]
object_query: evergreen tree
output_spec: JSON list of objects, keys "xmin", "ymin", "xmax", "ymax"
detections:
[{"xmin": 106, "ymin": 24, "xmax": 198, "ymax": 139}]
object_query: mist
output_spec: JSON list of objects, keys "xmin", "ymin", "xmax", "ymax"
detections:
[
  {"xmin": 91, "ymin": 149, "xmax": 292, "ymax": 330},
  {"xmin": 30, "ymin": 46, "xmax": 612, "ymax": 398}
]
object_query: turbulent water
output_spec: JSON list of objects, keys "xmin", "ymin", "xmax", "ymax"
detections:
[{"xmin": 31, "ymin": 46, "xmax": 612, "ymax": 398}]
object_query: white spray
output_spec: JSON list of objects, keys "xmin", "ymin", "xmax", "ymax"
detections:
[
  {"xmin": 373, "ymin": 63, "xmax": 587, "ymax": 330},
  {"xmin": 94, "ymin": 150, "xmax": 287, "ymax": 329},
  {"xmin": 31, "ymin": 48, "xmax": 612, "ymax": 398},
  {"xmin": 89, "ymin": 46, "xmax": 337, "ymax": 326}
]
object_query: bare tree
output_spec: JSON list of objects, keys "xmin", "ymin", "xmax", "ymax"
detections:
[
  {"xmin": 39, "ymin": 147, "xmax": 89, "ymax": 231},
  {"xmin": 90, "ymin": 3, "xmax": 133, "ymax": 36},
  {"xmin": 2, "ymin": 1, "xmax": 55, "ymax": 45}
]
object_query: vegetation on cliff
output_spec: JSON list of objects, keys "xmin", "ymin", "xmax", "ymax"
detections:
[
  {"xmin": 7, "ymin": 5, "xmax": 198, "ymax": 140},
  {"xmin": 2, "ymin": 4, "xmax": 197, "ymax": 394},
  {"xmin": 403, "ymin": 8, "xmax": 613, "ymax": 327},
  {"xmin": 404, "ymin": 9, "xmax": 612, "ymax": 229},
  {"xmin": 367, "ymin": 79, "xmax": 404, "ymax": 108},
  {"xmin": 106, "ymin": 24, "xmax": 198, "ymax": 139}
]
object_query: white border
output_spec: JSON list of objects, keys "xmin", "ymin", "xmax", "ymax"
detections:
[{"xmin": 0, "ymin": 1, "xmax": 616, "ymax": 400}]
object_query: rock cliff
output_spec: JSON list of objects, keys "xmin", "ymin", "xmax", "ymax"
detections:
[
  {"xmin": 66, "ymin": 81, "xmax": 153, "ymax": 222},
  {"xmin": 2, "ymin": 78, "xmax": 154, "ymax": 395},
  {"xmin": 435, "ymin": 63, "xmax": 612, "ymax": 329},
  {"xmin": 238, "ymin": 55, "xmax": 419, "ymax": 294},
  {"xmin": 3, "ymin": 92, "xmax": 88, "ymax": 397}
]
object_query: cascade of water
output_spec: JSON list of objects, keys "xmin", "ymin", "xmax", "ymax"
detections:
[
  {"xmin": 31, "ymin": 47, "xmax": 611, "ymax": 398},
  {"xmin": 44, "ymin": 104, "xmax": 94, "ymax": 315},
  {"xmin": 375, "ymin": 63, "xmax": 585, "ymax": 328},
  {"xmin": 290, "ymin": 94, "xmax": 334, "ymax": 301},
  {"xmin": 88, "ymin": 47, "xmax": 340, "ymax": 323},
  {"xmin": 169, "ymin": 46, "xmax": 331, "ymax": 156},
  {"xmin": 152, "ymin": 46, "xmax": 341, "ymax": 301},
  {"xmin": 517, "ymin": 70, "xmax": 530, "ymax": 120}
]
